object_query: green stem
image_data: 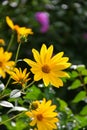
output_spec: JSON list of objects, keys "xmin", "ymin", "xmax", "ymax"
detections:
[
  {"xmin": 7, "ymin": 32, "xmax": 15, "ymax": 51},
  {"xmin": 0, "ymin": 93, "xmax": 9, "ymax": 100},
  {"xmin": 0, "ymin": 76, "xmax": 11, "ymax": 97},
  {"xmin": 5, "ymin": 76, "xmax": 11, "ymax": 89},
  {"xmin": 15, "ymin": 42, "xmax": 21, "ymax": 63},
  {"xmin": 22, "ymin": 80, "xmax": 35, "ymax": 91},
  {"xmin": 0, "ymin": 112, "xmax": 24, "ymax": 125}
]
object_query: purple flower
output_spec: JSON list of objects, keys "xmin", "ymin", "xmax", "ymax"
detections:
[{"xmin": 35, "ymin": 12, "xmax": 50, "ymax": 33}]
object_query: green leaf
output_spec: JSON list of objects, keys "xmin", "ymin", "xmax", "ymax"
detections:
[
  {"xmin": 72, "ymin": 91, "xmax": 86, "ymax": 103},
  {"xmin": 68, "ymin": 79, "xmax": 81, "ymax": 90},
  {"xmin": 81, "ymin": 69, "xmax": 87, "ymax": 76},
  {"xmin": 80, "ymin": 105, "xmax": 87, "ymax": 115},
  {"xmin": 57, "ymin": 98, "xmax": 72, "ymax": 115},
  {"xmin": 84, "ymin": 76, "xmax": 87, "ymax": 84},
  {"xmin": 77, "ymin": 66, "xmax": 85, "ymax": 72},
  {"xmin": 57, "ymin": 98, "xmax": 67, "ymax": 108},
  {"xmin": 23, "ymin": 85, "xmax": 43, "ymax": 100},
  {"xmin": 75, "ymin": 115, "xmax": 87, "ymax": 127},
  {"xmin": 71, "ymin": 71, "xmax": 79, "ymax": 78}
]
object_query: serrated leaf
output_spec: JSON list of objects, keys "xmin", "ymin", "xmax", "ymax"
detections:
[
  {"xmin": 80, "ymin": 105, "xmax": 87, "ymax": 115},
  {"xmin": 8, "ymin": 106, "xmax": 27, "ymax": 113},
  {"xmin": 68, "ymin": 79, "xmax": 81, "ymax": 90},
  {"xmin": 10, "ymin": 89, "xmax": 21, "ymax": 98},
  {"xmin": 72, "ymin": 91, "xmax": 86, "ymax": 103},
  {"xmin": 0, "ymin": 101, "xmax": 14, "ymax": 108}
]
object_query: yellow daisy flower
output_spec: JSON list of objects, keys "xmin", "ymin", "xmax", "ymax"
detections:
[
  {"xmin": 10, "ymin": 68, "xmax": 31, "ymax": 87},
  {"xmin": 26, "ymin": 98, "xmax": 59, "ymax": 130},
  {"xmin": 24, "ymin": 44, "xmax": 71, "ymax": 87},
  {"xmin": 0, "ymin": 47, "xmax": 15, "ymax": 78},
  {"xmin": 0, "ymin": 39, "xmax": 5, "ymax": 45},
  {"xmin": 6, "ymin": 16, "xmax": 33, "ymax": 43}
]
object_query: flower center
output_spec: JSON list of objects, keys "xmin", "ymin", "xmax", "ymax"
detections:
[
  {"xmin": 37, "ymin": 114, "xmax": 43, "ymax": 121},
  {"xmin": 42, "ymin": 65, "xmax": 50, "ymax": 73}
]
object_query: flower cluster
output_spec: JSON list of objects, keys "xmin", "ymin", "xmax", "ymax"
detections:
[{"xmin": 0, "ymin": 16, "xmax": 71, "ymax": 130}]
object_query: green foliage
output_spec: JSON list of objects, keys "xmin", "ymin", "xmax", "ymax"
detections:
[
  {"xmin": 72, "ymin": 91, "xmax": 86, "ymax": 103},
  {"xmin": 23, "ymin": 85, "xmax": 43, "ymax": 100}
]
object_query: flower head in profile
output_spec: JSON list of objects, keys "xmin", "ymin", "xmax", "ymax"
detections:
[
  {"xmin": 0, "ymin": 47, "xmax": 15, "ymax": 78},
  {"xmin": 10, "ymin": 68, "xmax": 31, "ymax": 87},
  {"xmin": 35, "ymin": 12, "xmax": 50, "ymax": 33},
  {"xmin": 16, "ymin": 26, "xmax": 33, "ymax": 43},
  {"xmin": 0, "ymin": 39, "xmax": 5, "ymax": 46},
  {"xmin": 24, "ymin": 44, "xmax": 71, "ymax": 88},
  {"xmin": 6, "ymin": 16, "xmax": 33, "ymax": 43},
  {"xmin": 26, "ymin": 98, "xmax": 58, "ymax": 130}
]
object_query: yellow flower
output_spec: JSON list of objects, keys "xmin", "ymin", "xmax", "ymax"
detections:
[
  {"xmin": 6, "ymin": 16, "xmax": 33, "ymax": 43},
  {"xmin": 0, "ymin": 39, "xmax": 5, "ymax": 45},
  {"xmin": 0, "ymin": 47, "xmax": 15, "ymax": 78},
  {"xmin": 16, "ymin": 27, "xmax": 33, "ymax": 43},
  {"xmin": 26, "ymin": 98, "xmax": 59, "ymax": 130},
  {"xmin": 6, "ymin": 16, "xmax": 19, "ymax": 30},
  {"xmin": 24, "ymin": 44, "xmax": 71, "ymax": 87},
  {"xmin": 10, "ymin": 68, "xmax": 31, "ymax": 87}
]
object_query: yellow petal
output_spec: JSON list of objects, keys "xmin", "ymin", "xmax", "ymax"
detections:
[
  {"xmin": 4, "ymin": 52, "xmax": 12, "ymax": 61},
  {"xmin": 24, "ymin": 58, "xmax": 37, "ymax": 67},
  {"xmin": 30, "ymin": 119, "xmax": 37, "ymax": 126},
  {"xmin": 32, "ymin": 49, "xmax": 41, "ymax": 64},
  {"xmin": 42, "ymin": 74, "xmax": 50, "ymax": 86},
  {"xmin": 50, "ymin": 75, "xmax": 63, "ymax": 87},
  {"xmin": 40, "ymin": 44, "xmax": 47, "ymax": 64},
  {"xmin": 0, "ymin": 39, "xmax": 5, "ymax": 45},
  {"xmin": 34, "ymin": 72, "xmax": 42, "ymax": 81},
  {"xmin": 6, "ymin": 16, "xmax": 14, "ymax": 30},
  {"xmin": 51, "ymin": 52, "xmax": 64, "ymax": 63},
  {"xmin": 45, "ymin": 45, "xmax": 53, "ymax": 63}
]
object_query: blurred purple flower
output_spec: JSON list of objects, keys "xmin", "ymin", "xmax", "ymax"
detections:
[
  {"xmin": 35, "ymin": 12, "xmax": 50, "ymax": 33},
  {"xmin": 83, "ymin": 33, "xmax": 87, "ymax": 40}
]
